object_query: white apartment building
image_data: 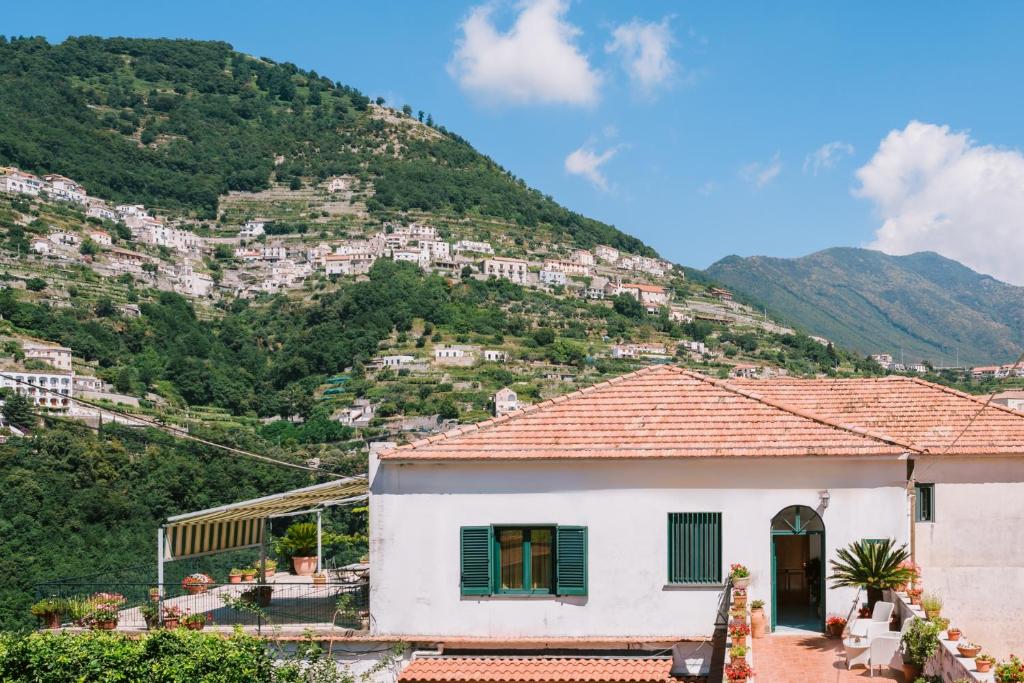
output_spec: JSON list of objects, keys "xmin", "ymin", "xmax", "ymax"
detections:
[
  {"xmin": 240, "ymin": 220, "xmax": 266, "ymax": 238},
  {"xmin": 483, "ymin": 257, "xmax": 528, "ymax": 284},
  {"xmin": 572, "ymin": 249, "xmax": 596, "ymax": 267},
  {"xmin": 492, "ymin": 386, "xmax": 519, "ymax": 416},
  {"xmin": 325, "ymin": 253, "xmax": 377, "ymax": 276},
  {"xmin": 453, "ymin": 240, "xmax": 494, "ymax": 255},
  {"xmin": 419, "ymin": 240, "xmax": 451, "ymax": 260},
  {"xmin": 483, "ymin": 349, "xmax": 508, "ymax": 363},
  {"xmin": 21, "ymin": 341, "xmax": 73, "ymax": 371},
  {"xmin": 1, "ymin": 168, "xmax": 43, "ymax": 196},
  {"xmin": 87, "ymin": 230, "xmax": 112, "ymax": 247},
  {"xmin": 262, "ymin": 244, "xmax": 288, "ymax": 261},
  {"xmin": 44, "ymin": 174, "xmax": 87, "ymax": 203},
  {"xmin": 538, "ymin": 269, "xmax": 567, "ymax": 286},
  {"xmin": 543, "ymin": 260, "xmax": 591, "ymax": 277},
  {"xmin": 0, "ymin": 367, "xmax": 73, "ymax": 411},
  {"xmin": 594, "ymin": 244, "xmax": 619, "ymax": 263},
  {"xmin": 86, "ymin": 203, "xmax": 117, "ymax": 221}
]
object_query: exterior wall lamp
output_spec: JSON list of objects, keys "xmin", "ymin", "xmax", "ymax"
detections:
[{"xmin": 818, "ymin": 490, "xmax": 831, "ymax": 509}]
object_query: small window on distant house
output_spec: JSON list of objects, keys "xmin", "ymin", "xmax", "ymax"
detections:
[
  {"xmin": 668, "ymin": 513, "xmax": 723, "ymax": 584},
  {"xmin": 915, "ymin": 483, "xmax": 935, "ymax": 522}
]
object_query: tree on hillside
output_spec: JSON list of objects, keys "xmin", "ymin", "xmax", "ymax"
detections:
[
  {"xmin": 1, "ymin": 390, "xmax": 35, "ymax": 430},
  {"xmin": 612, "ymin": 294, "xmax": 645, "ymax": 320}
]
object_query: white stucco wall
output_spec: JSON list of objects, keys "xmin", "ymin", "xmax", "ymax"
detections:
[
  {"xmin": 914, "ymin": 456, "xmax": 1024, "ymax": 659},
  {"xmin": 370, "ymin": 456, "xmax": 909, "ymax": 639}
]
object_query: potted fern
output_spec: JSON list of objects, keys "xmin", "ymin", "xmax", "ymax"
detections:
[
  {"xmin": 828, "ymin": 538, "xmax": 913, "ymax": 610},
  {"xmin": 275, "ymin": 522, "xmax": 321, "ymax": 576}
]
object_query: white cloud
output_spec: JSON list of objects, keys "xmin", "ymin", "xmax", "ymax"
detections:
[
  {"xmin": 857, "ymin": 120, "xmax": 1024, "ymax": 285},
  {"xmin": 740, "ymin": 152, "xmax": 782, "ymax": 188},
  {"xmin": 697, "ymin": 181, "xmax": 716, "ymax": 196},
  {"xmin": 605, "ymin": 17, "xmax": 679, "ymax": 95},
  {"xmin": 803, "ymin": 141, "xmax": 854, "ymax": 175},
  {"xmin": 565, "ymin": 145, "xmax": 618, "ymax": 190},
  {"xmin": 448, "ymin": 0, "xmax": 601, "ymax": 106}
]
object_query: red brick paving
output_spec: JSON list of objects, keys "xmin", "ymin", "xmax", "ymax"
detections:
[{"xmin": 754, "ymin": 635, "xmax": 902, "ymax": 682}]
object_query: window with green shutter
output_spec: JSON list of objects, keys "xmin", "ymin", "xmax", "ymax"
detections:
[
  {"xmin": 459, "ymin": 525, "xmax": 587, "ymax": 597},
  {"xmin": 915, "ymin": 483, "xmax": 935, "ymax": 522},
  {"xmin": 668, "ymin": 512, "xmax": 722, "ymax": 584}
]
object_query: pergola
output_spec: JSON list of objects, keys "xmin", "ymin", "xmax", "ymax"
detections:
[{"xmin": 157, "ymin": 476, "xmax": 368, "ymax": 600}]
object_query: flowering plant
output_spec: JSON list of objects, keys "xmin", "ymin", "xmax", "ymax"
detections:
[
  {"xmin": 898, "ymin": 560, "xmax": 921, "ymax": 580},
  {"xmin": 180, "ymin": 611, "xmax": 207, "ymax": 626},
  {"xmin": 729, "ymin": 563, "xmax": 750, "ymax": 578},
  {"xmin": 90, "ymin": 592, "xmax": 126, "ymax": 606},
  {"xmin": 162, "ymin": 604, "xmax": 183, "ymax": 619},
  {"xmin": 977, "ymin": 654, "xmax": 996, "ymax": 663},
  {"xmin": 724, "ymin": 659, "xmax": 753, "ymax": 679},
  {"xmin": 728, "ymin": 620, "xmax": 751, "ymax": 638},
  {"xmin": 82, "ymin": 601, "xmax": 120, "ymax": 626},
  {"xmin": 182, "ymin": 573, "xmax": 213, "ymax": 588},
  {"xmin": 826, "ymin": 615, "xmax": 847, "ymax": 627},
  {"xmin": 995, "ymin": 655, "xmax": 1024, "ymax": 682}
]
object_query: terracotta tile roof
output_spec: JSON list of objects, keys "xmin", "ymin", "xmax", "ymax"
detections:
[
  {"xmin": 731, "ymin": 375, "xmax": 1024, "ymax": 456},
  {"xmin": 398, "ymin": 656, "xmax": 674, "ymax": 683},
  {"xmin": 380, "ymin": 366, "xmax": 912, "ymax": 461},
  {"xmin": 622, "ymin": 283, "xmax": 666, "ymax": 294}
]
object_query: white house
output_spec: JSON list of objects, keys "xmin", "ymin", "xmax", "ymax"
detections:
[
  {"xmin": 325, "ymin": 253, "xmax": 377, "ymax": 276},
  {"xmin": 392, "ymin": 248, "xmax": 430, "ymax": 270},
  {"xmin": 492, "ymin": 386, "xmax": 519, "ymax": 416},
  {"xmin": 594, "ymin": 244, "xmax": 619, "ymax": 263},
  {"xmin": 0, "ymin": 365, "xmax": 74, "ymax": 411},
  {"xmin": 538, "ymin": 269, "xmax": 567, "ymax": 286},
  {"xmin": 370, "ymin": 366, "xmax": 1024, "ymax": 662},
  {"xmin": 572, "ymin": 249, "xmax": 596, "ymax": 267},
  {"xmin": 240, "ymin": 220, "xmax": 266, "ymax": 238},
  {"xmin": 543, "ymin": 259, "xmax": 591, "ymax": 277},
  {"xmin": 87, "ymin": 229, "xmax": 112, "ymax": 247},
  {"xmin": 30, "ymin": 238, "xmax": 51, "ymax": 255},
  {"xmin": 44, "ymin": 174, "xmax": 87, "ymax": 203},
  {"xmin": 992, "ymin": 390, "xmax": 1024, "ymax": 412},
  {"xmin": 0, "ymin": 168, "xmax": 43, "ymax": 196},
  {"xmin": 262, "ymin": 243, "xmax": 288, "ymax": 261},
  {"xmin": 621, "ymin": 283, "xmax": 671, "ymax": 311},
  {"xmin": 482, "ymin": 349, "xmax": 507, "ymax": 363},
  {"xmin": 433, "ymin": 345, "xmax": 477, "ymax": 366},
  {"xmin": 21, "ymin": 340, "xmax": 73, "ymax": 371},
  {"xmin": 483, "ymin": 257, "xmax": 528, "ymax": 284},
  {"xmin": 418, "ymin": 239, "xmax": 451, "ymax": 261},
  {"xmin": 86, "ymin": 203, "xmax": 117, "ymax": 221},
  {"xmin": 453, "ymin": 240, "xmax": 494, "ymax": 255}
]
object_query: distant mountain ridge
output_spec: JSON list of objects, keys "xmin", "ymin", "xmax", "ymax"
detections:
[{"xmin": 705, "ymin": 247, "xmax": 1024, "ymax": 366}]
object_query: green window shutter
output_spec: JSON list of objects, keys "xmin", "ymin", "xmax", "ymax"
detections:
[
  {"xmin": 555, "ymin": 526, "xmax": 588, "ymax": 596},
  {"xmin": 668, "ymin": 512, "xmax": 722, "ymax": 584},
  {"xmin": 915, "ymin": 483, "xmax": 935, "ymax": 522},
  {"xmin": 460, "ymin": 526, "xmax": 492, "ymax": 595}
]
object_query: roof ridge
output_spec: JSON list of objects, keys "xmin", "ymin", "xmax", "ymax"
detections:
[
  {"xmin": 378, "ymin": 365, "xmax": 670, "ymax": 458},
  {"xmin": 678, "ymin": 370, "xmax": 925, "ymax": 453}
]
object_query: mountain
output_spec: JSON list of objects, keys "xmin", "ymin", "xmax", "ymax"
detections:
[
  {"xmin": 706, "ymin": 247, "xmax": 1024, "ymax": 365},
  {"xmin": 0, "ymin": 36, "xmax": 652, "ymax": 256}
]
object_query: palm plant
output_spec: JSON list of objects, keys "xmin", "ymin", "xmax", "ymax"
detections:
[
  {"xmin": 274, "ymin": 522, "xmax": 320, "ymax": 558},
  {"xmin": 828, "ymin": 539, "xmax": 914, "ymax": 608}
]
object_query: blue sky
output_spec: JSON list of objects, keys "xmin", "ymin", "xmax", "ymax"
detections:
[{"xmin": 8, "ymin": 2, "xmax": 1024, "ymax": 282}]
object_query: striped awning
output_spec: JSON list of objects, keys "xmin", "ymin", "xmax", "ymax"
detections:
[{"xmin": 162, "ymin": 476, "xmax": 367, "ymax": 560}]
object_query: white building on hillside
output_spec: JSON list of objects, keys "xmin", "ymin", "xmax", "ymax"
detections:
[
  {"xmin": 0, "ymin": 365, "xmax": 73, "ymax": 411},
  {"xmin": 21, "ymin": 341, "xmax": 73, "ymax": 371},
  {"xmin": 538, "ymin": 269, "xmax": 567, "ymax": 286},
  {"xmin": 483, "ymin": 257, "xmax": 528, "ymax": 284},
  {"xmin": 0, "ymin": 168, "xmax": 43, "ymax": 196},
  {"xmin": 370, "ymin": 366, "xmax": 1024, "ymax": 661},
  {"xmin": 492, "ymin": 386, "xmax": 519, "ymax": 416},
  {"xmin": 240, "ymin": 220, "xmax": 266, "ymax": 238},
  {"xmin": 453, "ymin": 240, "xmax": 494, "ymax": 255},
  {"xmin": 594, "ymin": 244, "xmax": 619, "ymax": 263}
]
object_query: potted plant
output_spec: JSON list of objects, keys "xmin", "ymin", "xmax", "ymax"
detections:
[
  {"xmin": 907, "ymin": 587, "xmax": 923, "ymax": 605},
  {"xmin": 84, "ymin": 601, "xmax": 120, "ymax": 630},
  {"xmin": 275, "ymin": 522, "xmax": 322, "ymax": 576},
  {"xmin": 728, "ymin": 620, "xmax": 750, "ymax": 640},
  {"xmin": 945, "ymin": 624, "xmax": 961, "ymax": 641},
  {"xmin": 162, "ymin": 605, "xmax": 183, "ymax": 629},
  {"xmin": 255, "ymin": 559, "xmax": 277, "ymax": 578},
  {"xmin": 729, "ymin": 607, "xmax": 746, "ymax": 619},
  {"xmin": 182, "ymin": 573, "xmax": 213, "ymax": 594},
  {"xmin": 312, "ymin": 571, "xmax": 327, "ymax": 586},
  {"xmin": 241, "ymin": 585, "xmax": 273, "ymax": 608},
  {"xmin": 149, "ymin": 587, "xmax": 160, "ymax": 602},
  {"xmin": 732, "ymin": 588, "xmax": 747, "ymax": 608},
  {"xmin": 921, "ymin": 592, "xmax": 943, "ymax": 620},
  {"xmin": 240, "ymin": 567, "xmax": 257, "ymax": 582},
  {"xmin": 897, "ymin": 560, "xmax": 921, "ymax": 591},
  {"xmin": 975, "ymin": 654, "xmax": 996, "ymax": 673},
  {"xmin": 901, "ymin": 618, "xmax": 941, "ymax": 681},
  {"xmin": 994, "ymin": 654, "xmax": 1024, "ymax": 681},
  {"xmin": 229, "ymin": 568, "xmax": 244, "ymax": 584},
  {"xmin": 749, "ymin": 599, "xmax": 766, "ymax": 638},
  {"xmin": 729, "ymin": 564, "xmax": 751, "ymax": 590},
  {"xmin": 139, "ymin": 603, "xmax": 159, "ymax": 630},
  {"xmin": 728, "ymin": 644, "xmax": 747, "ymax": 661},
  {"xmin": 957, "ymin": 641, "xmax": 981, "ymax": 658},
  {"xmin": 723, "ymin": 659, "xmax": 753, "ymax": 682},
  {"xmin": 181, "ymin": 612, "xmax": 207, "ymax": 631},
  {"xmin": 826, "ymin": 615, "xmax": 847, "ymax": 638},
  {"xmin": 30, "ymin": 598, "xmax": 64, "ymax": 630},
  {"xmin": 828, "ymin": 539, "xmax": 914, "ymax": 610}
]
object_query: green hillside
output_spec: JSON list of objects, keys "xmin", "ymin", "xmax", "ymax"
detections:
[
  {"xmin": 0, "ymin": 35, "xmax": 652, "ymax": 255},
  {"xmin": 706, "ymin": 247, "xmax": 1024, "ymax": 366}
]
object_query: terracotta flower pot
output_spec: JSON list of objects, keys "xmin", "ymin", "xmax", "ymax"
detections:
[
  {"xmin": 313, "ymin": 575, "xmax": 327, "ymax": 585},
  {"xmin": 925, "ymin": 609, "xmax": 941, "ymax": 620},
  {"xmin": 93, "ymin": 620, "xmax": 117, "ymax": 631},
  {"xmin": 828, "ymin": 623, "xmax": 845, "ymax": 638},
  {"xmin": 184, "ymin": 584, "xmax": 206, "ymax": 595},
  {"xmin": 185, "ymin": 621, "xmax": 204, "ymax": 631},
  {"xmin": 976, "ymin": 658, "xmax": 993, "ymax": 673},
  {"xmin": 946, "ymin": 629, "xmax": 961, "ymax": 641},
  {"xmin": 163, "ymin": 617, "xmax": 179, "ymax": 629},
  {"xmin": 266, "ymin": 569, "xmax": 275, "ymax": 578},
  {"xmin": 958, "ymin": 645, "xmax": 981, "ymax": 658},
  {"xmin": 292, "ymin": 556, "xmax": 317, "ymax": 576},
  {"xmin": 733, "ymin": 595, "xmax": 747, "ymax": 608},
  {"xmin": 903, "ymin": 663, "xmax": 922, "ymax": 681},
  {"xmin": 43, "ymin": 612, "xmax": 61, "ymax": 630},
  {"xmin": 750, "ymin": 608, "xmax": 766, "ymax": 639},
  {"xmin": 229, "ymin": 575, "xmax": 242, "ymax": 584},
  {"xmin": 242, "ymin": 573, "xmax": 256, "ymax": 583}
]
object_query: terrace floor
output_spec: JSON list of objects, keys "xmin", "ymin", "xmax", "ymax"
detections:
[{"xmin": 755, "ymin": 634, "xmax": 901, "ymax": 682}]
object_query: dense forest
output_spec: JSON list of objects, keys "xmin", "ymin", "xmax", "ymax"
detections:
[{"xmin": 0, "ymin": 35, "xmax": 653, "ymax": 255}]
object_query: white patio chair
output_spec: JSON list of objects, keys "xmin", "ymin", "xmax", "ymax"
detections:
[
  {"xmin": 848, "ymin": 600, "xmax": 894, "ymax": 637},
  {"xmin": 868, "ymin": 634, "xmax": 901, "ymax": 677}
]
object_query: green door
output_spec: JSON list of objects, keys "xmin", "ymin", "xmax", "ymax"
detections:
[{"xmin": 770, "ymin": 505, "xmax": 826, "ymax": 633}]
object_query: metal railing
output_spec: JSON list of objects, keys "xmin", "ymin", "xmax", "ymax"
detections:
[{"xmin": 33, "ymin": 579, "xmax": 369, "ymax": 634}]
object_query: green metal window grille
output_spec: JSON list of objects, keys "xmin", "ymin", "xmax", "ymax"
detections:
[
  {"xmin": 459, "ymin": 525, "xmax": 587, "ymax": 597},
  {"xmin": 915, "ymin": 483, "xmax": 935, "ymax": 522},
  {"xmin": 668, "ymin": 512, "xmax": 722, "ymax": 584}
]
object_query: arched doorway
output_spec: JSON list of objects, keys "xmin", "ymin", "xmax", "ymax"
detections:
[{"xmin": 770, "ymin": 505, "xmax": 825, "ymax": 633}]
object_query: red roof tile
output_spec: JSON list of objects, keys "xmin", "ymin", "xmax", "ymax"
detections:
[
  {"xmin": 380, "ymin": 366, "xmax": 913, "ymax": 461},
  {"xmin": 398, "ymin": 657, "xmax": 673, "ymax": 683},
  {"xmin": 731, "ymin": 375, "xmax": 1024, "ymax": 456}
]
